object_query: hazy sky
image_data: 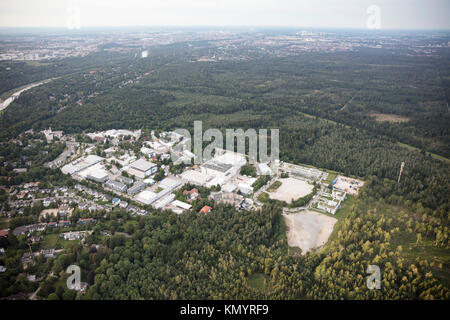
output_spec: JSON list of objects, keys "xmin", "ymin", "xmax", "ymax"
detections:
[{"xmin": 0, "ymin": 0, "xmax": 449, "ymax": 30}]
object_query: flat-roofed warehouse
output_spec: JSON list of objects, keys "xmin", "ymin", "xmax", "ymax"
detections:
[
  {"xmin": 127, "ymin": 181, "xmax": 146, "ymax": 196},
  {"xmin": 105, "ymin": 180, "xmax": 127, "ymax": 193},
  {"xmin": 61, "ymin": 154, "xmax": 104, "ymax": 175},
  {"xmin": 76, "ymin": 162, "xmax": 109, "ymax": 183},
  {"xmin": 180, "ymin": 170, "xmax": 212, "ymax": 186},
  {"xmin": 200, "ymin": 151, "xmax": 246, "ymax": 181},
  {"xmin": 127, "ymin": 158, "xmax": 157, "ymax": 178},
  {"xmin": 86, "ymin": 170, "xmax": 108, "ymax": 183},
  {"xmin": 135, "ymin": 190, "xmax": 158, "ymax": 205},
  {"xmin": 281, "ymin": 163, "xmax": 324, "ymax": 181}
]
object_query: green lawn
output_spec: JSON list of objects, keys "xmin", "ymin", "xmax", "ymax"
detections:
[
  {"xmin": 324, "ymin": 173, "xmax": 337, "ymax": 184},
  {"xmin": 257, "ymin": 192, "xmax": 269, "ymax": 203},
  {"xmin": 41, "ymin": 233, "xmax": 79, "ymax": 250},
  {"xmin": 266, "ymin": 180, "xmax": 282, "ymax": 192}
]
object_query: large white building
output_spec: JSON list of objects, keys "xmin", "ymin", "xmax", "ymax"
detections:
[
  {"xmin": 281, "ymin": 162, "xmax": 325, "ymax": 181},
  {"xmin": 181, "ymin": 170, "xmax": 212, "ymax": 186},
  {"xmin": 135, "ymin": 178, "xmax": 182, "ymax": 206},
  {"xmin": 135, "ymin": 190, "xmax": 158, "ymax": 205},
  {"xmin": 127, "ymin": 158, "xmax": 158, "ymax": 178},
  {"xmin": 61, "ymin": 155, "xmax": 105, "ymax": 176},
  {"xmin": 256, "ymin": 163, "xmax": 272, "ymax": 175},
  {"xmin": 200, "ymin": 150, "xmax": 246, "ymax": 185}
]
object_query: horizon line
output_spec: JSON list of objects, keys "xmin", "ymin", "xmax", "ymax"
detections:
[{"xmin": 0, "ymin": 25, "xmax": 449, "ymax": 32}]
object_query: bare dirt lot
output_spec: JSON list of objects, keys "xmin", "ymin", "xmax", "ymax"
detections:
[
  {"xmin": 268, "ymin": 177, "xmax": 313, "ymax": 203},
  {"xmin": 369, "ymin": 112, "xmax": 410, "ymax": 123},
  {"xmin": 283, "ymin": 210, "xmax": 337, "ymax": 255},
  {"xmin": 39, "ymin": 209, "xmax": 58, "ymax": 221}
]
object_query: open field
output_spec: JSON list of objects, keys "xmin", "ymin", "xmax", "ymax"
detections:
[
  {"xmin": 268, "ymin": 178, "xmax": 313, "ymax": 204},
  {"xmin": 369, "ymin": 112, "xmax": 411, "ymax": 123},
  {"xmin": 266, "ymin": 180, "xmax": 282, "ymax": 192},
  {"xmin": 283, "ymin": 210, "xmax": 337, "ymax": 255},
  {"xmin": 39, "ymin": 209, "xmax": 58, "ymax": 221},
  {"xmin": 41, "ymin": 233, "xmax": 78, "ymax": 249}
]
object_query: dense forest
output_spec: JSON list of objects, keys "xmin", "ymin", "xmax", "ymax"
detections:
[{"xmin": 0, "ymin": 41, "xmax": 449, "ymax": 299}]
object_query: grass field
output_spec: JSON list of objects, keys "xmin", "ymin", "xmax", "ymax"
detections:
[
  {"xmin": 324, "ymin": 173, "xmax": 337, "ymax": 184},
  {"xmin": 41, "ymin": 233, "xmax": 79, "ymax": 250},
  {"xmin": 266, "ymin": 180, "xmax": 282, "ymax": 192},
  {"xmin": 369, "ymin": 112, "xmax": 411, "ymax": 123}
]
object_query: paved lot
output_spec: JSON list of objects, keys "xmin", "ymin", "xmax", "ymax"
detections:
[{"xmin": 268, "ymin": 177, "xmax": 313, "ymax": 203}]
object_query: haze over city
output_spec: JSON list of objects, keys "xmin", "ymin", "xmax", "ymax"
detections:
[{"xmin": 0, "ymin": 0, "xmax": 449, "ymax": 30}]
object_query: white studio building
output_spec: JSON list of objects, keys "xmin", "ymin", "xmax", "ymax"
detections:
[
  {"xmin": 256, "ymin": 162, "xmax": 272, "ymax": 175},
  {"xmin": 127, "ymin": 158, "xmax": 158, "ymax": 179},
  {"xmin": 200, "ymin": 150, "xmax": 246, "ymax": 186},
  {"xmin": 181, "ymin": 170, "xmax": 212, "ymax": 186}
]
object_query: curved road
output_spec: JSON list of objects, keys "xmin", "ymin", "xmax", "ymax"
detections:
[{"xmin": 0, "ymin": 78, "xmax": 55, "ymax": 111}]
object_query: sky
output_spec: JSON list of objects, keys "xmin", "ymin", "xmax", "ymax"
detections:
[{"xmin": 0, "ymin": 0, "xmax": 449, "ymax": 30}]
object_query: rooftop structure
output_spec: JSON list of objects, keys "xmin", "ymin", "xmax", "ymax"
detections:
[
  {"xmin": 154, "ymin": 193, "xmax": 175, "ymax": 209},
  {"xmin": 105, "ymin": 179, "xmax": 127, "ymax": 193},
  {"xmin": 41, "ymin": 127, "xmax": 63, "ymax": 142},
  {"xmin": 256, "ymin": 162, "xmax": 272, "ymax": 175},
  {"xmin": 200, "ymin": 205, "xmax": 212, "ymax": 215},
  {"xmin": 135, "ymin": 190, "xmax": 158, "ymax": 205},
  {"xmin": 127, "ymin": 181, "xmax": 147, "ymax": 196},
  {"xmin": 61, "ymin": 155, "xmax": 104, "ymax": 176},
  {"xmin": 159, "ymin": 177, "xmax": 182, "ymax": 190},
  {"xmin": 116, "ymin": 175, "xmax": 134, "ymax": 185},
  {"xmin": 172, "ymin": 200, "xmax": 192, "ymax": 210},
  {"xmin": 200, "ymin": 150, "xmax": 246, "ymax": 185},
  {"xmin": 128, "ymin": 158, "xmax": 157, "ymax": 178},
  {"xmin": 180, "ymin": 170, "xmax": 212, "ymax": 186},
  {"xmin": 221, "ymin": 183, "xmax": 237, "ymax": 193},
  {"xmin": 281, "ymin": 162, "xmax": 324, "ymax": 181},
  {"xmin": 333, "ymin": 176, "xmax": 364, "ymax": 195}
]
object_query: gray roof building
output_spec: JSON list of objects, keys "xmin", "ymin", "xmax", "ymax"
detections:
[
  {"xmin": 105, "ymin": 179, "xmax": 127, "ymax": 193},
  {"xmin": 127, "ymin": 181, "xmax": 147, "ymax": 196}
]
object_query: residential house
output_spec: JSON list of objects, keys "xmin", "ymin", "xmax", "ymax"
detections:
[
  {"xmin": 40, "ymin": 249, "xmax": 56, "ymax": 259},
  {"xmin": 199, "ymin": 205, "xmax": 212, "ymax": 215},
  {"xmin": 0, "ymin": 229, "xmax": 9, "ymax": 238},
  {"xmin": 79, "ymin": 218, "xmax": 96, "ymax": 225}
]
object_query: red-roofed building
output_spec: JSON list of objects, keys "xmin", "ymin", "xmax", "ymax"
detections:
[
  {"xmin": 183, "ymin": 188, "xmax": 200, "ymax": 202},
  {"xmin": 199, "ymin": 205, "xmax": 212, "ymax": 215},
  {"xmin": 0, "ymin": 229, "xmax": 9, "ymax": 238}
]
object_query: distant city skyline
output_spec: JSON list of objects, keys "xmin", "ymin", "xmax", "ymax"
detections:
[{"xmin": 0, "ymin": 0, "xmax": 449, "ymax": 30}]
